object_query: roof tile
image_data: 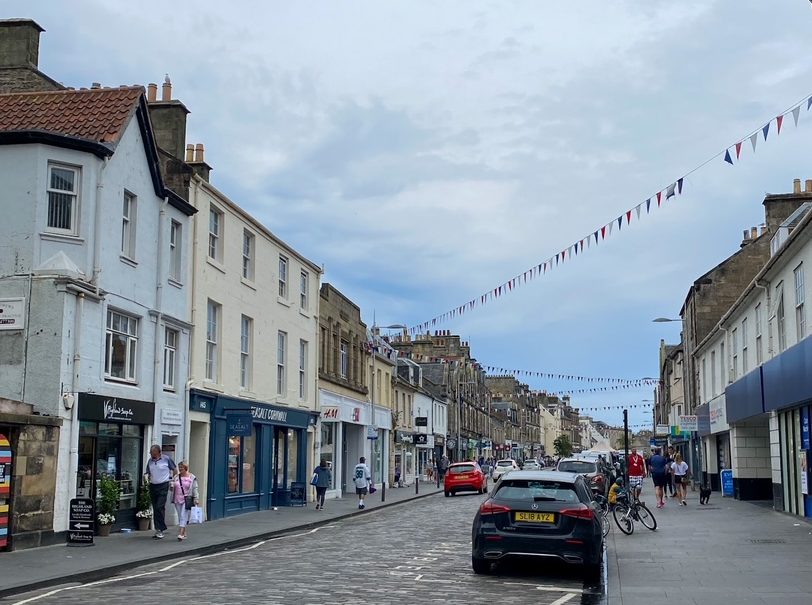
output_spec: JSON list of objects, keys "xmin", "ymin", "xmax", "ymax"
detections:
[{"xmin": 0, "ymin": 86, "xmax": 144, "ymax": 145}]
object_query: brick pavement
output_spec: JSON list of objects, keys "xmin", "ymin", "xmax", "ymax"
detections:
[
  {"xmin": 606, "ymin": 482, "xmax": 812, "ymax": 605},
  {"xmin": 0, "ymin": 482, "xmax": 443, "ymax": 599},
  {"xmin": 1, "ymin": 487, "xmax": 603, "ymax": 605}
]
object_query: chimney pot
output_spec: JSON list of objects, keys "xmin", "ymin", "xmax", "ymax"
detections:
[
  {"xmin": 806, "ymin": 180, "xmax": 812, "ymax": 193},
  {"xmin": 161, "ymin": 74, "xmax": 172, "ymax": 101},
  {"xmin": 90, "ymin": 82, "xmax": 101, "ymax": 89},
  {"xmin": 147, "ymin": 83, "xmax": 157, "ymax": 101},
  {"xmin": 751, "ymin": 226, "xmax": 758, "ymax": 239},
  {"xmin": 194, "ymin": 143, "xmax": 205, "ymax": 163},
  {"xmin": 185, "ymin": 144, "xmax": 195, "ymax": 162},
  {"xmin": 794, "ymin": 178, "xmax": 801, "ymax": 194}
]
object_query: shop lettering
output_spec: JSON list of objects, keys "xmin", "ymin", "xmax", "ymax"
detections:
[
  {"xmin": 251, "ymin": 407, "xmax": 288, "ymax": 423},
  {"xmin": 322, "ymin": 407, "xmax": 340, "ymax": 419},
  {"xmin": 103, "ymin": 399, "xmax": 134, "ymax": 421}
]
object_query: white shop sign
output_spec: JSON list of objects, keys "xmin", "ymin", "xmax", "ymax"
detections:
[
  {"xmin": 678, "ymin": 415, "xmax": 698, "ymax": 432},
  {"xmin": 709, "ymin": 396, "xmax": 729, "ymax": 434},
  {"xmin": 0, "ymin": 298, "xmax": 25, "ymax": 331}
]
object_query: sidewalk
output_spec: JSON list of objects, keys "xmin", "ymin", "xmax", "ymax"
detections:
[
  {"xmin": 0, "ymin": 483, "xmax": 442, "ymax": 598},
  {"xmin": 606, "ymin": 486, "xmax": 812, "ymax": 605}
]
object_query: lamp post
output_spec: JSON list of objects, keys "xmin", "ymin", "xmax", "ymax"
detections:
[
  {"xmin": 369, "ymin": 323, "xmax": 407, "ymax": 492},
  {"xmin": 652, "ymin": 317, "xmax": 681, "ymax": 323}
]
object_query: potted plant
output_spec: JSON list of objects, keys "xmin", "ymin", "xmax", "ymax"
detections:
[
  {"xmin": 96, "ymin": 474, "xmax": 120, "ymax": 536},
  {"xmin": 135, "ymin": 481, "xmax": 153, "ymax": 531}
]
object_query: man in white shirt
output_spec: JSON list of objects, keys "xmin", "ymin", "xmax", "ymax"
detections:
[
  {"xmin": 353, "ymin": 457, "xmax": 371, "ymax": 510},
  {"xmin": 145, "ymin": 444, "xmax": 177, "ymax": 539}
]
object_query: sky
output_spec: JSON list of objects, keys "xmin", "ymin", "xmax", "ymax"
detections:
[{"xmin": 9, "ymin": 0, "xmax": 812, "ymax": 430}]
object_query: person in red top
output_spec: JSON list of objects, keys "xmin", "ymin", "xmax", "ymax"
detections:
[{"xmin": 627, "ymin": 448, "xmax": 647, "ymax": 498}]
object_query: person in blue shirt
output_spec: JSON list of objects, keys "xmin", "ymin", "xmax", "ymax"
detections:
[{"xmin": 648, "ymin": 447, "xmax": 668, "ymax": 509}]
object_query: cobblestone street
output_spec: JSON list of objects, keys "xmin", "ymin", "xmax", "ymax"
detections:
[{"xmin": 4, "ymin": 492, "xmax": 604, "ymax": 605}]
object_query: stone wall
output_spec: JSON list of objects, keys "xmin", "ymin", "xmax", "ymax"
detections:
[{"xmin": 0, "ymin": 400, "xmax": 62, "ymax": 550}]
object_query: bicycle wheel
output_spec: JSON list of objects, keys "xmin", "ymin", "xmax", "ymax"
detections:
[
  {"xmin": 636, "ymin": 503, "xmax": 657, "ymax": 531},
  {"xmin": 596, "ymin": 497, "xmax": 609, "ymax": 517},
  {"xmin": 613, "ymin": 504, "xmax": 634, "ymax": 535},
  {"xmin": 601, "ymin": 512, "xmax": 611, "ymax": 537}
]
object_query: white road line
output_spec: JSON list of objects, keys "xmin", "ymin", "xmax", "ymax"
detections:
[
  {"xmin": 548, "ymin": 593, "xmax": 577, "ymax": 605},
  {"xmin": 11, "ymin": 525, "xmax": 337, "ymax": 605}
]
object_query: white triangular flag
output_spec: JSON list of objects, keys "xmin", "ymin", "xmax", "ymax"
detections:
[
  {"xmin": 635, "ymin": 204, "xmax": 642, "ymax": 220},
  {"xmin": 793, "ymin": 105, "xmax": 801, "ymax": 127},
  {"xmin": 607, "ymin": 221, "xmax": 613, "ymax": 236},
  {"xmin": 750, "ymin": 132, "xmax": 758, "ymax": 152}
]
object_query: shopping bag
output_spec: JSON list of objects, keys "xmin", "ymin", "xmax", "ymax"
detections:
[
  {"xmin": 368, "ymin": 484, "xmax": 377, "ymax": 494},
  {"xmin": 310, "ymin": 472, "xmax": 319, "ymax": 486},
  {"xmin": 189, "ymin": 506, "xmax": 204, "ymax": 524}
]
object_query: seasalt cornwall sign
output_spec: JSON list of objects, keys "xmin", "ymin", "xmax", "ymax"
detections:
[{"xmin": 251, "ymin": 406, "xmax": 288, "ymax": 423}]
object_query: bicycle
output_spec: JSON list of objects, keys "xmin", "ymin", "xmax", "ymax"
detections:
[
  {"xmin": 592, "ymin": 493, "xmax": 611, "ymax": 537},
  {"xmin": 612, "ymin": 490, "xmax": 657, "ymax": 534}
]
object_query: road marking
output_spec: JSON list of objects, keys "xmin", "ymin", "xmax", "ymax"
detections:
[
  {"xmin": 548, "ymin": 593, "xmax": 577, "ymax": 605},
  {"xmin": 11, "ymin": 525, "xmax": 338, "ymax": 605}
]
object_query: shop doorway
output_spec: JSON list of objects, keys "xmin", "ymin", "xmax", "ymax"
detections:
[
  {"xmin": 342, "ymin": 424, "xmax": 363, "ymax": 494},
  {"xmin": 76, "ymin": 422, "xmax": 144, "ymax": 528}
]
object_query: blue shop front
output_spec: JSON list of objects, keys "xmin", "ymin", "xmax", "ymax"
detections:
[{"xmin": 190, "ymin": 390, "xmax": 317, "ymax": 520}]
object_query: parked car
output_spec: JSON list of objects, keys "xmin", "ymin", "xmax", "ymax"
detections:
[
  {"xmin": 445, "ymin": 462, "xmax": 488, "ymax": 497},
  {"xmin": 492, "ymin": 459, "xmax": 519, "ymax": 481},
  {"xmin": 522, "ymin": 460, "xmax": 541, "ymax": 471},
  {"xmin": 471, "ymin": 470, "xmax": 603, "ymax": 578},
  {"xmin": 556, "ymin": 457, "xmax": 609, "ymax": 497}
]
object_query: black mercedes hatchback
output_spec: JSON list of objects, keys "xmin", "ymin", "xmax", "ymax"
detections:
[{"xmin": 471, "ymin": 470, "xmax": 603, "ymax": 578}]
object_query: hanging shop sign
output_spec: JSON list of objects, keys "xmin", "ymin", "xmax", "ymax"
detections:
[
  {"xmin": 678, "ymin": 415, "xmax": 698, "ymax": 432},
  {"xmin": 226, "ymin": 412, "xmax": 253, "ymax": 437},
  {"xmin": 78, "ymin": 393, "xmax": 155, "ymax": 425},
  {"xmin": 415, "ymin": 416, "xmax": 428, "ymax": 427}
]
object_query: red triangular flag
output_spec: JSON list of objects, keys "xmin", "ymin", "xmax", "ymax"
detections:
[
  {"xmin": 735, "ymin": 141, "xmax": 742, "ymax": 159},
  {"xmin": 601, "ymin": 225, "xmax": 606, "ymax": 239},
  {"xmin": 656, "ymin": 191, "xmax": 662, "ymax": 206},
  {"xmin": 626, "ymin": 209, "xmax": 632, "ymax": 224},
  {"xmin": 777, "ymin": 115, "xmax": 784, "ymax": 135}
]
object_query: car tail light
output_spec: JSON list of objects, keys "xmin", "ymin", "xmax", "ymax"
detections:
[
  {"xmin": 590, "ymin": 475, "xmax": 601, "ymax": 484},
  {"xmin": 560, "ymin": 505, "xmax": 594, "ymax": 520},
  {"xmin": 479, "ymin": 501, "xmax": 511, "ymax": 516}
]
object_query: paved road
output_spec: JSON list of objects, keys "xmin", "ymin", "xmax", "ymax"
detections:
[{"xmin": 4, "ymin": 491, "xmax": 605, "ymax": 605}]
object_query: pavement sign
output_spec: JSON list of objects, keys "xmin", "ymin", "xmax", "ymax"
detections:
[{"xmin": 67, "ymin": 497, "xmax": 95, "ymax": 547}]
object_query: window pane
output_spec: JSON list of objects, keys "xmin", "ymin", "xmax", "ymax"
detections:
[
  {"xmin": 286, "ymin": 429, "xmax": 298, "ymax": 489},
  {"xmin": 227, "ymin": 437, "xmax": 240, "ymax": 494},
  {"xmin": 320, "ymin": 424, "xmax": 335, "ymax": 489},
  {"xmin": 109, "ymin": 333, "xmax": 127, "ymax": 378},
  {"xmin": 48, "ymin": 192, "xmax": 73, "ymax": 230},
  {"xmin": 50, "ymin": 167, "xmax": 75, "ymax": 191},
  {"xmin": 242, "ymin": 428, "xmax": 257, "ymax": 493}
]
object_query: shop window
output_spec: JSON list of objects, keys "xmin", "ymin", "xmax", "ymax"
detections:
[
  {"xmin": 319, "ymin": 423, "xmax": 335, "ymax": 489},
  {"xmin": 75, "ymin": 421, "xmax": 142, "ymax": 511},
  {"xmin": 286, "ymin": 429, "xmax": 298, "ymax": 489},
  {"xmin": 227, "ymin": 428, "xmax": 257, "ymax": 494}
]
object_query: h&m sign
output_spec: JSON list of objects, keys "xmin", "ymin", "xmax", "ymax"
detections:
[{"xmin": 322, "ymin": 407, "xmax": 340, "ymax": 420}]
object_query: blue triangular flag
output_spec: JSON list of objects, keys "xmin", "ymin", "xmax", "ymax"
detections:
[
  {"xmin": 646, "ymin": 198, "xmax": 651, "ymax": 213},
  {"xmin": 724, "ymin": 149, "xmax": 733, "ymax": 164},
  {"xmin": 808, "ymin": 97, "xmax": 812, "ymax": 110},
  {"xmin": 762, "ymin": 123, "xmax": 770, "ymax": 140},
  {"xmin": 594, "ymin": 231, "xmax": 599, "ymax": 243},
  {"xmin": 617, "ymin": 216, "xmax": 623, "ymax": 231},
  {"xmin": 677, "ymin": 178, "xmax": 683, "ymax": 194}
]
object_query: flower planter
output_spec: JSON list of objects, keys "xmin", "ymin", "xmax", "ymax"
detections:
[
  {"xmin": 97, "ymin": 524, "xmax": 112, "ymax": 537},
  {"xmin": 137, "ymin": 517, "xmax": 151, "ymax": 531}
]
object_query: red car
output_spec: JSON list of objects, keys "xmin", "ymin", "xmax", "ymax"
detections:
[{"xmin": 445, "ymin": 462, "xmax": 488, "ymax": 497}]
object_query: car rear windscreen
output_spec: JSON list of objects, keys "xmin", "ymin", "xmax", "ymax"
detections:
[
  {"xmin": 495, "ymin": 479, "xmax": 580, "ymax": 503},
  {"xmin": 558, "ymin": 461, "xmax": 597, "ymax": 473},
  {"xmin": 497, "ymin": 461, "xmax": 514, "ymax": 467},
  {"xmin": 450, "ymin": 464, "xmax": 475, "ymax": 474}
]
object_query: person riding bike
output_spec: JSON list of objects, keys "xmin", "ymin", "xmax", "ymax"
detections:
[{"xmin": 608, "ymin": 477, "xmax": 627, "ymax": 508}]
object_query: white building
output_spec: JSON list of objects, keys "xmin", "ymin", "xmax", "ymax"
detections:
[
  {"xmin": 184, "ymin": 173, "xmax": 322, "ymax": 519},
  {"xmin": 0, "ymin": 80, "xmax": 196, "ymax": 542}
]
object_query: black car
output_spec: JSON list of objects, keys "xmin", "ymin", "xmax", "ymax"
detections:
[{"xmin": 471, "ymin": 470, "xmax": 603, "ymax": 578}]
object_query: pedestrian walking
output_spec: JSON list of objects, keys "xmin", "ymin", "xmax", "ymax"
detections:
[
  {"xmin": 312, "ymin": 459, "xmax": 331, "ymax": 510},
  {"xmin": 671, "ymin": 453, "xmax": 690, "ymax": 505},
  {"xmin": 627, "ymin": 448, "xmax": 647, "ymax": 499},
  {"xmin": 665, "ymin": 446, "xmax": 677, "ymax": 498},
  {"xmin": 353, "ymin": 456, "xmax": 371, "ymax": 510},
  {"xmin": 648, "ymin": 447, "xmax": 668, "ymax": 508},
  {"xmin": 144, "ymin": 445, "xmax": 177, "ymax": 539},
  {"xmin": 438, "ymin": 455, "xmax": 449, "ymax": 482},
  {"xmin": 171, "ymin": 461, "xmax": 199, "ymax": 541}
]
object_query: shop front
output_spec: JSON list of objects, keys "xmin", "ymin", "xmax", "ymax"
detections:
[
  {"xmin": 394, "ymin": 430, "xmax": 414, "ymax": 486},
  {"xmin": 75, "ymin": 393, "xmax": 155, "ymax": 529},
  {"xmin": 761, "ymin": 338, "xmax": 812, "ymax": 517},
  {"xmin": 191, "ymin": 391, "xmax": 315, "ymax": 520}
]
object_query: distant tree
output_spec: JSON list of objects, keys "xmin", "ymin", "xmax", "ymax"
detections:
[{"xmin": 553, "ymin": 435, "xmax": 573, "ymax": 458}]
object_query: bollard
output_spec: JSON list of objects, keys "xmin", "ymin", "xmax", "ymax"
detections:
[
  {"xmin": 415, "ymin": 476, "xmax": 419, "ymax": 495},
  {"xmin": 381, "ymin": 481, "xmax": 386, "ymax": 503}
]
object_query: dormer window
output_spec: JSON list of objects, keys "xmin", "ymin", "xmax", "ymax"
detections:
[{"xmin": 46, "ymin": 164, "xmax": 79, "ymax": 235}]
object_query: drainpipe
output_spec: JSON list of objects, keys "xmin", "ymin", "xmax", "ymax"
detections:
[
  {"xmin": 756, "ymin": 279, "xmax": 773, "ymax": 357},
  {"xmin": 67, "ymin": 292, "xmax": 85, "ymax": 500},
  {"xmin": 91, "ymin": 158, "xmax": 109, "ymax": 294},
  {"xmin": 152, "ymin": 198, "xmax": 168, "ymax": 447}
]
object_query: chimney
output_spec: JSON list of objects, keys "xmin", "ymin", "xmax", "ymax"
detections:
[
  {"xmin": 90, "ymin": 82, "xmax": 101, "ymax": 89},
  {"xmin": 161, "ymin": 74, "xmax": 171, "ymax": 100},
  {"xmin": 0, "ymin": 19, "xmax": 63, "ymax": 93},
  {"xmin": 750, "ymin": 226, "xmax": 758, "ymax": 239},
  {"xmin": 794, "ymin": 179, "xmax": 801, "ymax": 194},
  {"xmin": 763, "ymin": 178, "xmax": 810, "ymax": 232},
  {"xmin": 147, "ymin": 83, "xmax": 158, "ymax": 101},
  {"xmin": 806, "ymin": 180, "xmax": 812, "ymax": 193},
  {"xmin": 146, "ymin": 74, "xmax": 190, "ymax": 160},
  {"xmin": 188, "ymin": 142, "xmax": 212, "ymax": 182}
]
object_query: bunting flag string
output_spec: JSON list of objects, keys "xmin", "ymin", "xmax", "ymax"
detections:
[
  {"xmin": 484, "ymin": 366, "xmax": 657, "ymax": 385},
  {"xmin": 570, "ymin": 402, "xmax": 654, "ymax": 412},
  {"xmin": 408, "ymin": 91, "xmax": 812, "ymax": 335},
  {"xmin": 543, "ymin": 382, "xmax": 659, "ymax": 396}
]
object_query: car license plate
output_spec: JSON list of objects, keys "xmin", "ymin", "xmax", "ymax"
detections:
[
  {"xmin": 515, "ymin": 512, "xmax": 555, "ymax": 523},
  {"xmin": 456, "ymin": 474, "xmax": 470, "ymax": 479}
]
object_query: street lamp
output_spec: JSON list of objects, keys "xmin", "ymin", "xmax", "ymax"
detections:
[
  {"xmin": 369, "ymin": 323, "xmax": 407, "ymax": 489},
  {"xmin": 652, "ymin": 317, "xmax": 681, "ymax": 323}
]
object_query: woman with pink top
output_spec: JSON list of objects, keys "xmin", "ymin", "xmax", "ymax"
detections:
[{"xmin": 172, "ymin": 461, "xmax": 199, "ymax": 540}]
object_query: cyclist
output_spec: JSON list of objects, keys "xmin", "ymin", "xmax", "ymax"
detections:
[{"xmin": 608, "ymin": 477, "xmax": 627, "ymax": 508}]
